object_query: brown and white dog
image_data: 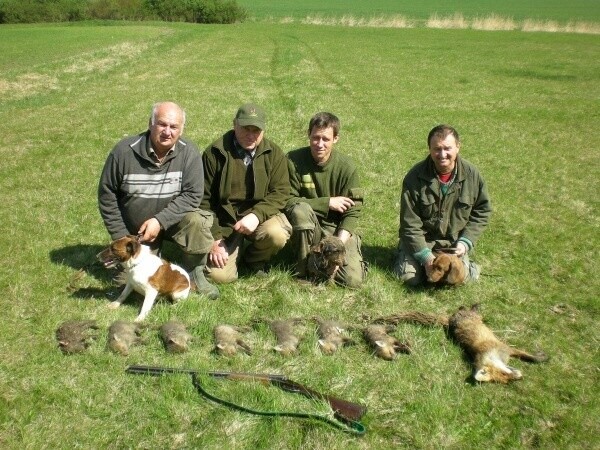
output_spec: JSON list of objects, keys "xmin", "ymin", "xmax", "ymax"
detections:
[{"xmin": 96, "ymin": 235, "xmax": 190, "ymax": 322}]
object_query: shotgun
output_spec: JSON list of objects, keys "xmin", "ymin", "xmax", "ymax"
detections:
[{"xmin": 126, "ymin": 365, "xmax": 367, "ymax": 433}]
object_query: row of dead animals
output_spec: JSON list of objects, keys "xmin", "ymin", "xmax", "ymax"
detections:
[
  {"xmin": 56, "ymin": 305, "xmax": 549, "ymax": 383},
  {"xmin": 56, "ymin": 317, "xmax": 409, "ymax": 359}
]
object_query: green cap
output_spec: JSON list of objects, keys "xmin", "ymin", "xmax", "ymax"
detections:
[{"xmin": 235, "ymin": 103, "xmax": 266, "ymax": 130}]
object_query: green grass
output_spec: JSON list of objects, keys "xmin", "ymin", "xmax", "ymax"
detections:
[
  {"xmin": 0, "ymin": 17, "xmax": 599, "ymax": 450},
  {"xmin": 237, "ymin": 0, "xmax": 600, "ymax": 22}
]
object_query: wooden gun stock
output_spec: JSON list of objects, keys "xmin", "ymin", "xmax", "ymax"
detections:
[
  {"xmin": 126, "ymin": 365, "xmax": 367, "ymax": 422},
  {"xmin": 270, "ymin": 377, "xmax": 367, "ymax": 422}
]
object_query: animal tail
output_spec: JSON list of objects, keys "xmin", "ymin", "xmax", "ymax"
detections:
[
  {"xmin": 373, "ymin": 311, "xmax": 449, "ymax": 327},
  {"xmin": 509, "ymin": 348, "xmax": 549, "ymax": 363}
]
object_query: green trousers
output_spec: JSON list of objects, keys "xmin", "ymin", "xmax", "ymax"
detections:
[{"xmin": 286, "ymin": 202, "xmax": 366, "ymax": 288}]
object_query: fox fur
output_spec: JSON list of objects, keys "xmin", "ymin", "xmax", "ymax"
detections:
[{"xmin": 375, "ymin": 305, "xmax": 548, "ymax": 383}]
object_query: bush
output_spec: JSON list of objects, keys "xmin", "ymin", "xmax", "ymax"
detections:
[
  {"xmin": 86, "ymin": 0, "xmax": 146, "ymax": 20},
  {"xmin": 0, "ymin": 0, "xmax": 86, "ymax": 23},
  {"xmin": 187, "ymin": 0, "xmax": 248, "ymax": 24},
  {"xmin": 0, "ymin": 0, "xmax": 247, "ymax": 23},
  {"xmin": 144, "ymin": 0, "xmax": 247, "ymax": 24}
]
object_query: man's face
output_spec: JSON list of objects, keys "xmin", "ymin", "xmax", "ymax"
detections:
[
  {"xmin": 429, "ymin": 134, "xmax": 460, "ymax": 174},
  {"xmin": 309, "ymin": 126, "xmax": 339, "ymax": 165},
  {"xmin": 150, "ymin": 104, "xmax": 184, "ymax": 154},
  {"xmin": 234, "ymin": 121, "xmax": 264, "ymax": 151}
]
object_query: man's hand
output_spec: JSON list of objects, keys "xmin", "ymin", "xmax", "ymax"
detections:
[
  {"xmin": 455, "ymin": 241, "xmax": 468, "ymax": 257},
  {"xmin": 138, "ymin": 218, "xmax": 161, "ymax": 243},
  {"xmin": 329, "ymin": 196, "xmax": 355, "ymax": 213},
  {"xmin": 234, "ymin": 213, "xmax": 259, "ymax": 235},
  {"xmin": 209, "ymin": 239, "xmax": 230, "ymax": 269}
]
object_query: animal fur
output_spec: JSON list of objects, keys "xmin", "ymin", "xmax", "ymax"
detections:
[
  {"xmin": 307, "ymin": 235, "xmax": 346, "ymax": 284},
  {"xmin": 96, "ymin": 235, "xmax": 190, "ymax": 322},
  {"xmin": 363, "ymin": 324, "xmax": 411, "ymax": 360},
  {"xmin": 160, "ymin": 321, "xmax": 193, "ymax": 353},
  {"xmin": 267, "ymin": 318, "xmax": 303, "ymax": 356},
  {"xmin": 375, "ymin": 305, "xmax": 548, "ymax": 383},
  {"xmin": 107, "ymin": 320, "xmax": 144, "ymax": 356},
  {"xmin": 428, "ymin": 252, "xmax": 466, "ymax": 285},
  {"xmin": 56, "ymin": 320, "xmax": 99, "ymax": 354},
  {"xmin": 374, "ymin": 311, "xmax": 449, "ymax": 327},
  {"xmin": 313, "ymin": 317, "xmax": 355, "ymax": 355},
  {"xmin": 213, "ymin": 324, "xmax": 252, "ymax": 357}
]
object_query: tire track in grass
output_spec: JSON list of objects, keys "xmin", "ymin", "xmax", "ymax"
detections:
[{"xmin": 267, "ymin": 29, "xmax": 388, "ymax": 156}]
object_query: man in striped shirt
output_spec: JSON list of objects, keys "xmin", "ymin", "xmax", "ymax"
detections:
[{"xmin": 98, "ymin": 101, "xmax": 219, "ymax": 299}]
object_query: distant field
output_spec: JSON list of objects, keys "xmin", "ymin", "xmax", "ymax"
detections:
[{"xmin": 238, "ymin": 0, "xmax": 600, "ymax": 22}]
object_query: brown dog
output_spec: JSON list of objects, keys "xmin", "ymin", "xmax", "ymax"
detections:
[
  {"xmin": 307, "ymin": 235, "xmax": 346, "ymax": 283},
  {"xmin": 428, "ymin": 252, "xmax": 466, "ymax": 285}
]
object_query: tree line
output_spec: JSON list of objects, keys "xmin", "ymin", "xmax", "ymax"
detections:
[{"xmin": 0, "ymin": 0, "xmax": 248, "ymax": 24}]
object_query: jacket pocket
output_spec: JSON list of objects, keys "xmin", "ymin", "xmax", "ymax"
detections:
[
  {"xmin": 419, "ymin": 193, "xmax": 438, "ymax": 229},
  {"xmin": 454, "ymin": 194, "xmax": 474, "ymax": 224}
]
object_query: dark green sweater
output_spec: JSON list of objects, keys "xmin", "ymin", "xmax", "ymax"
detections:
[{"xmin": 286, "ymin": 147, "xmax": 363, "ymax": 235}]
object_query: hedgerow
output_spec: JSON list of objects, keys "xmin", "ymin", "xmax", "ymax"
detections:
[{"xmin": 0, "ymin": 0, "xmax": 247, "ymax": 23}]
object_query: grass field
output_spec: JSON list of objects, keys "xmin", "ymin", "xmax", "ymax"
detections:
[{"xmin": 0, "ymin": 10, "xmax": 599, "ymax": 450}]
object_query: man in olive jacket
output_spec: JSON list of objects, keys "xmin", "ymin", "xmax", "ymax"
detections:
[
  {"xmin": 201, "ymin": 103, "xmax": 292, "ymax": 283},
  {"xmin": 394, "ymin": 124, "xmax": 492, "ymax": 286}
]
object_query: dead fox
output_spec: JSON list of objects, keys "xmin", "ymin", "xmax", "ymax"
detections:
[
  {"xmin": 160, "ymin": 321, "xmax": 193, "ymax": 353},
  {"xmin": 56, "ymin": 320, "xmax": 99, "ymax": 354},
  {"xmin": 363, "ymin": 324, "xmax": 411, "ymax": 360},
  {"xmin": 375, "ymin": 305, "xmax": 548, "ymax": 383},
  {"xmin": 213, "ymin": 324, "xmax": 252, "ymax": 357},
  {"xmin": 107, "ymin": 320, "xmax": 144, "ymax": 356},
  {"xmin": 313, "ymin": 317, "xmax": 355, "ymax": 355}
]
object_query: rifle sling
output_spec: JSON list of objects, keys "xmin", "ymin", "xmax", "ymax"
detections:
[{"xmin": 190, "ymin": 373, "xmax": 366, "ymax": 435}]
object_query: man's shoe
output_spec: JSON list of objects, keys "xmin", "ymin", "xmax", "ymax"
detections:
[
  {"xmin": 190, "ymin": 267, "xmax": 220, "ymax": 299},
  {"xmin": 244, "ymin": 261, "xmax": 269, "ymax": 278}
]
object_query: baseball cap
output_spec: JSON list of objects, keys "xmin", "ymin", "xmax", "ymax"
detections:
[{"xmin": 235, "ymin": 103, "xmax": 266, "ymax": 130}]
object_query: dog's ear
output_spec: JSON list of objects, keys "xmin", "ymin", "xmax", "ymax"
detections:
[
  {"xmin": 126, "ymin": 241, "xmax": 136, "ymax": 255},
  {"xmin": 446, "ymin": 257, "xmax": 466, "ymax": 285}
]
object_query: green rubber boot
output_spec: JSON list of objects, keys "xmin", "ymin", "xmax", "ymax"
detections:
[{"xmin": 183, "ymin": 253, "xmax": 220, "ymax": 300}]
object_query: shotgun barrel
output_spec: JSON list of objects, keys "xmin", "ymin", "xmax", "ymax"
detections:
[{"xmin": 125, "ymin": 365, "xmax": 367, "ymax": 422}]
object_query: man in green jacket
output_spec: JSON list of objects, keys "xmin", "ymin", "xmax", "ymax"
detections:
[
  {"xmin": 394, "ymin": 124, "xmax": 492, "ymax": 286},
  {"xmin": 201, "ymin": 103, "xmax": 292, "ymax": 283},
  {"xmin": 286, "ymin": 112, "xmax": 366, "ymax": 287}
]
